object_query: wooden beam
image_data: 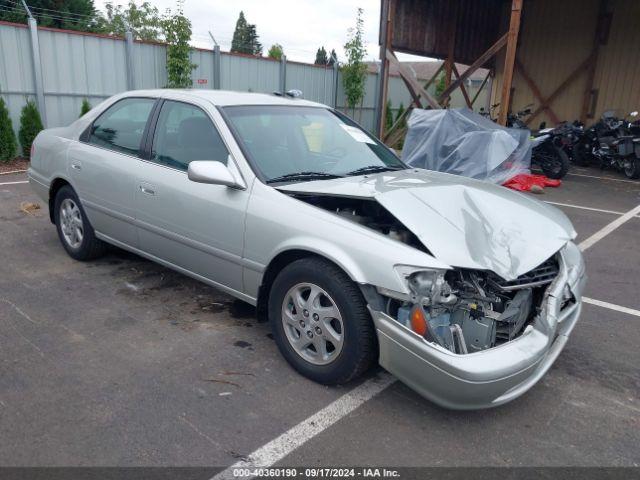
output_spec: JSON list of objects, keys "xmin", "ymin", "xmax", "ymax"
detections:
[
  {"xmin": 437, "ymin": 32, "xmax": 508, "ymax": 105},
  {"xmin": 376, "ymin": 0, "xmax": 394, "ymax": 138},
  {"xmin": 423, "ymin": 61, "xmax": 445, "ymax": 92},
  {"xmin": 386, "ymin": 49, "xmax": 440, "ymax": 109},
  {"xmin": 470, "ymin": 70, "xmax": 491, "ymax": 107},
  {"xmin": 515, "ymin": 59, "xmax": 561, "ymax": 124},
  {"xmin": 525, "ymin": 53, "xmax": 594, "ymax": 125},
  {"xmin": 444, "ymin": 2, "xmax": 458, "ymax": 90},
  {"xmin": 451, "ymin": 63, "xmax": 472, "ymax": 108},
  {"xmin": 497, "ymin": 0, "xmax": 523, "ymax": 125}
]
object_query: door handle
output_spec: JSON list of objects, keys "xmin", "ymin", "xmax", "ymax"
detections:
[
  {"xmin": 71, "ymin": 163, "xmax": 82, "ymax": 171},
  {"xmin": 139, "ymin": 185, "xmax": 155, "ymax": 196}
]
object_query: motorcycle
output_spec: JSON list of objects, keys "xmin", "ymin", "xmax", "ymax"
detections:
[
  {"xmin": 573, "ymin": 110, "xmax": 640, "ymax": 179},
  {"xmin": 507, "ymin": 106, "xmax": 571, "ymax": 180}
]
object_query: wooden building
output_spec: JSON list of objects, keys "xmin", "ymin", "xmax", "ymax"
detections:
[{"xmin": 377, "ymin": 0, "xmax": 640, "ymax": 144}]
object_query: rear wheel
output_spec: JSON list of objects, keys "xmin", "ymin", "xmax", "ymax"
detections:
[
  {"xmin": 54, "ymin": 185, "xmax": 107, "ymax": 260},
  {"xmin": 623, "ymin": 157, "xmax": 640, "ymax": 179},
  {"xmin": 536, "ymin": 143, "xmax": 570, "ymax": 179},
  {"xmin": 268, "ymin": 257, "xmax": 377, "ymax": 384}
]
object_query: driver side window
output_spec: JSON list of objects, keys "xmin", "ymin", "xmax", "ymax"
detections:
[{"xmin": 151, "ymin": 101, "xmax": 229, "ymax": 171}]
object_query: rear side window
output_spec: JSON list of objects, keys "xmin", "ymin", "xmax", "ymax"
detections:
[
  {"xmin": 88, "ymin": 98, "xmax": 155, "ymax": 156},
  {"xmin": 151, "ymin": 100, "xmax": 229, "ymax": 171}
]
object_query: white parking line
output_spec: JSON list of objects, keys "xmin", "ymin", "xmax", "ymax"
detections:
[
  {"xmin": 578, "ymin": 204, "xmax": 640, "ymax": 251},
  {"xmin": 583, "ymin": 297, "xmax": 640, "ymax": 317},
  {"xmin": 566, "ymin": 172, "xmax": 640, "ymax": 185},
  {"xmin": 0, "ymin": 180, "xmax": 29, "ymax": 186},
  {"xmin": 0, "ymin": 169, "xmax": 27, "ymax": 176},
  {"xmin": 544, "ymin": 201, "xmax": 626, "ymax": 216},
  {"xmin": 211, "ymin": 373, "xmax": 396, "ymax": 480}
]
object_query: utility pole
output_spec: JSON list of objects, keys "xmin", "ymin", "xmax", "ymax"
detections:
[{"xmin": 21, "ymin": 0, "xmax": 47, "ymax": 126}]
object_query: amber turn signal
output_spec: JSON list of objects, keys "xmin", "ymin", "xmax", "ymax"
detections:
[{"xmin": 410, "ymin": 305, "xmax": 428, "ymax": 336}]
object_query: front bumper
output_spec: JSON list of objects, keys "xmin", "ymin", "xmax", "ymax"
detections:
[{"xmin": 370, "ymin": 248, "xmax": 587, "ymax": 410}]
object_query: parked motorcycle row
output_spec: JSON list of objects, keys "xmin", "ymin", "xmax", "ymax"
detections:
[{"xmin": 479, "ymin": 104, "xmax": 640, "ymax": 180}]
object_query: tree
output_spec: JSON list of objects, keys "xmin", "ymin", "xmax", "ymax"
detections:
[
  {"xmin": 80, "ymin": 98, "xmax": 92, "ymax": 117},
  {"xmin": 19, "ymin": 100, "xmax": 44, "ymax": 159},
  {"xmin": 384, "ymin": 99, "xmax": 394, "ymax": 133},
  {"xmin": 394, "ymin": 102, "xmax": 407, "ymax": 149},
  {"xmin": 342, "ymin": 8, "xmax": 367, "ymax": 115},
  {"xmin": 268, "ymin": 44, "xmax": 284, "ymax": 60},
  {"xmin": 328, "ymin": 49, "xmax": 338, "ymax": 66},
  {"xmin": 395, "ymin": 103, "xmax": 406, "ymax": 127},
  {"xmin": 0, "ymin": 97, "xmax": 17, "ymax": 162},
  {"xmin": 98, "ymin": 1, "xmax": 163, "ymax": 41},
  {"xmin": 0, "ymin": 0, "xmax": 101, "ymax": 33},
  {"xmin": 315, "ymin": 46, "xmax": 328, "ymax": 65},
  {"xmin": 434, "ymin": 71, "xmax": 446, "ymax": 99},
  {"xmin": 162, "ymin": 0, "xmax": 196, "ymax": 88},
  {"xmin": 230, "ymin": 11, "xmax": 262, "ymax": 56}
]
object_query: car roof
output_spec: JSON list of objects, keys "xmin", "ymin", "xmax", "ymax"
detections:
[{"xmin": 120, "ymin": 89, "xmax": 327, "ymax": 108}]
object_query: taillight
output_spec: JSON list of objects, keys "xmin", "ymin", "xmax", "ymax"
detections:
[{"xmin": 30, "ymin": 143, "xmax": 35, "ymax": 158}]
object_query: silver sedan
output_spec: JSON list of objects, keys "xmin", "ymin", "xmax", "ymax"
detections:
[{"xmin": 28, "ymin": 90, "xmax": 586, "ymax": 409}]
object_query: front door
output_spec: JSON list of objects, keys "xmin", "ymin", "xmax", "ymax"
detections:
[
  {"xmin": 134, "ymin": 99, "xmax": 249, "ymax": 294},
  {"xmin": 68, "ymin": 97, "xmax": 156, "ymax": 248}
]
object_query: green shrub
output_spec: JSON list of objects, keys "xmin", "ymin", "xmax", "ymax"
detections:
[
  {"xmin": 385, "ymin": 99, "xmax": 394, "ymax": 133},
  {"xmin": 0, "ymin": 97, "xmax": 17, "ymax": 162},
  {"xmin": 80, "ymin": 98, "xmax": 92, "ymax": 117},
  {"xmin": 19, "ymin": 100, "xmax": 43, "ymax": 158}
]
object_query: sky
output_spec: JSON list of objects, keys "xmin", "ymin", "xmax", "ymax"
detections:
[{"xmin": 94, "ymin": 0, "xmax": 423, "ymax": 64}]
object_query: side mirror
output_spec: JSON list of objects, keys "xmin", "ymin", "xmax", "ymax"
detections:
[{"xmin": 187, "ymin": 161, "xmax": 244, "ymax": 189}]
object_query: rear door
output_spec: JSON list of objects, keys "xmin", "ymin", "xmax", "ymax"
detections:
[
  {"xmin": 134, "ymin": 98, "xmax": 250, "ymax": 294},
  {"xmin": 68, "ymin": 97, "xmax": 157, "ymax": 247}
]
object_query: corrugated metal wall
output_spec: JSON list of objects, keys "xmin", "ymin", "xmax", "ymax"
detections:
[
  {"xmin": 592, "ymin": 0, "xmax": 640, "ymax": 119},
  {"xmin": 492, "ymin": 0, "xmax": 640, "ymax": 126},
  {"xmin": 0, "ymin": 20, "xmax": 489, "ymax": 148}
]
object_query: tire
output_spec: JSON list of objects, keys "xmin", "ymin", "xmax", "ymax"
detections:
[
  {"xmin": 572, "ymin": 140, "xmax": 592, "ymax": 166},
  {"xmin": 268, "ymin": 257, "xmax": 377, "ymax": 385},
  {"xmin": 536, "ymin": 143, "xmax": 570, "ymax": 179},
  {"xmin": 53, "ymin": 185, "xmax": 107, "ymax": 261},
  {"xmin": 623, "ymin": 157, "xmax": 640, "ymax": 179}
]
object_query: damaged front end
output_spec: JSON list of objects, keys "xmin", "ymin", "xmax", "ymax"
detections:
[
  {"xmin": 369, "ymin": 243, "xmax": 586, "ymax": 409},
  {"xmin": 385, "ymin": 258, "xmax": 560, "ymax": 355},
  {"xmin": 281, "ymin": 186, "xmax": 586, "ymax": 408}
]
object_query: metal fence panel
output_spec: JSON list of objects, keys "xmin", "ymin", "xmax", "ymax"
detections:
[
  {"xmin": 0, "ymin": 24, "xmax": 35, "ymax": 140},
  {"xmin": 133, "ymin": 42, "xmax": 167, "ymax": 89},
  {"xmin": 189, "ymin": 48, "xmax": 213, "ymax": 89},
  {"xmin": 220, "ymin": 53, "xmax": 280, "ymax": 93},
  {"xmin": 286, "ymin": 62, "xmax": 334, "ymax": 105}
]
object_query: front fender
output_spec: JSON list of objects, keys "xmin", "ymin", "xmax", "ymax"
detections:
[{"xmin": 243, "ymin": 182, "xmax": 450, "ymax": 299}]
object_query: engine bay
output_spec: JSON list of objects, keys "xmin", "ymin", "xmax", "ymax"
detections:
[
  {"xmin": 386, "ymin": 268, "xmax": 554, "ymax": 354},
  {"xmin": 285, "ymin": 193, "xmax": 427, "ymax": 252}
]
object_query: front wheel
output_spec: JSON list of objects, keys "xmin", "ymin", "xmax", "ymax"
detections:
[
  {"xmin": 54, "ymin": 185, "xmax": 107, "ymax": 260},
  {"xmin": 623, "ymin": 157, "xmax": 640, "ymax": 179},
  {"xmin": 268, "ymin": 257, "xmax": 377, "ymax": 385},
  {"xmin": 536, "ymin": 143, "xmax": 570, "ymax": 179}
]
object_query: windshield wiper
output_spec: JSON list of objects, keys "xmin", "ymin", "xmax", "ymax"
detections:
[
  {"xmin": 345, "ymin": 165, "xmax": 404, "ymax": 176},
  {"xmin": 266, "ymin": 171, "xmax": 344, "ymax": 184}
]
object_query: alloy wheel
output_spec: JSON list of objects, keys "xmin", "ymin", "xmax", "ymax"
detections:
[
  {"xmin": 281, "ymin": 282, "xmax": 344, "ymax": 365},
  {"xmin": 59, "ymin": 198, "xmax": 84, "ymax": 249}
]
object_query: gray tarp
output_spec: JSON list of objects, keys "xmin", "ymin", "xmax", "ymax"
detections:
[{"xmin": 401, "ymin": 108, "xmax": 532, "ymax": 184}]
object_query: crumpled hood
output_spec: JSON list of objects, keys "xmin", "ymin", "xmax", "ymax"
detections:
[{"xmin": 278, "ymin": 169, "xmax": 576, "ymax": 280}]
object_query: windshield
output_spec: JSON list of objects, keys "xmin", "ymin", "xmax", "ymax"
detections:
[{"xmin": 222, "ymin": 105, "xmax": 405, "ymax": 183}]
